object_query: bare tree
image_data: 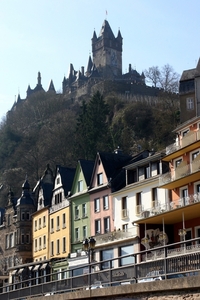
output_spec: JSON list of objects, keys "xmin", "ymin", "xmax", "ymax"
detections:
[
  {"xmin": 144, "ymin": 64, "xmax": 180, "ymax": 93},
  {"xmin": 144, "ymin": 66, "xmax": 160, "ymax": 88}
]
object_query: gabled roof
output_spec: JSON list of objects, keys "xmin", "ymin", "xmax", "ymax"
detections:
[
  {"xmin": 56, "ymin": 166, "xmax": 76, "ymax": 196},
  {"xmin": 90, "ymin": 151, "xmax": 132, "ymax": 192},
  {"xmin": 180, "ymin": 68, "xmax": 196, "ymax": 81}
]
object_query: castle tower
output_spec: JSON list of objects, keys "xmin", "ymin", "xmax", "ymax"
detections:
[{"xmin": 92, "ymin": 20, "xmax": 123, "ymax": 79}]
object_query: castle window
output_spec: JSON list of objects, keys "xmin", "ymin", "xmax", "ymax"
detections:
[{"xmin": 186, "ymin": 97, "xmax": 194, "ymax": 110}]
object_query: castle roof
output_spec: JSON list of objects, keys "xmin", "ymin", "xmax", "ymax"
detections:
[{"xmin": 99, "ymin": 20, "xmax": 115, "ymax": 40}]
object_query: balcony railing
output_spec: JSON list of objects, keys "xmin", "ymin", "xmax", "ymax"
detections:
[
  {"xmin": 121, "ymin": 209, "xmax": 129, "ymax": 219},
  {"xmin": 95, "ymin": 227, "xmax": 137, "ymax": 245},
  {"xmin": 166, "ymin": 130, "xmax": 198, "ymax": 155},
  {"xmin": 139, "ymin": 192, "xmax": 200, "ymax": 219},
  {"xmin": 159, "ymin": 159, "xmax": 200, "ymax": 186}
]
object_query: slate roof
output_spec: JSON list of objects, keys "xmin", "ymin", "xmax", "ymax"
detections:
[
  {"xmin": 56, "ymin": 166, "xmax": 76, "ymax": 196},
  {"xmin": 79, "ymin": 159, "xmax": 94, "ymax": 187},
  {"xmin": 98, "ymin": 20, "xmax": 115, "ymax": 40},
  {"xmin": 17, "ymin": 178, "xmax": 35, "ymax": 206}
]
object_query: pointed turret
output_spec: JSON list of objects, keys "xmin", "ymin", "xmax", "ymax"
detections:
[
  {"xmin": 48, "ymin": 80, "xmax": 56, "ymax": 93},
  {"xmin": 86, "ymin": 55, "xmax": 93, "ymax": 77}
]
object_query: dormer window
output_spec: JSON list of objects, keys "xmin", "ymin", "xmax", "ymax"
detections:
[{"xmin": 97, "ymin": 173, "xmax": 103, "ymax": 185}]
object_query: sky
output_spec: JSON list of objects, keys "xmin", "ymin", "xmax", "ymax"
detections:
[{"xmin": 0, "ymin": 0, "xmax": 200, "ymax": 121}]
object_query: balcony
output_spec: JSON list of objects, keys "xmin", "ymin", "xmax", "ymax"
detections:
[
  {"xmin": 95, "ymin": 227, "xmax": 137, "ymax": 246},
  {"xmin": 159, "ymin": 159, "xmax": 200, "ymax": 189},
  {"xmin": 138, "ymin": 192, "xmax": 200, "ymax": 221},
  {"xmin": 165, "ymin": 130, "xmax": 199, "ymax": 158},
  {"xmin": 121, "ymin": 209, "xmax": 129, "ymax": 219}
]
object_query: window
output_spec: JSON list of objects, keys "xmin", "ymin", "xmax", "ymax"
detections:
[
  {"xmin": 21, "ymin": 233, "xmax": 25, "ymax": 244},
  {"xmin": 39, "ymin": 218, "xmax": 41, "ymax": 229},
  {"xmin": 101, "ymin": 249, "xmax": 114, "ymax": 269},
  {"xmin": 122, "ymin": 224, "xmax": 128, "ymax": 232},
  {"xmin": 51, "ymin": 218, "xmax": 54, "ymax": 233},
  {"xmin": 103, "ymin": 195, "xmax": 109, "ymax": 210},
  {"xmin": 122, "ymin": 196, "xmax": 128, "ymax": 218},
  {"xmin": 182, "ymin": 129, "xmax": 189, "ymax": 137},
  {"xmin": 82, "ymin": 203, "xmax": 87, "ymax": 217},
  {"xmin": 57, "ymin": 239, "xmax": 60, "ymax": 254},
  {"xmin": 43, "ymin": 235, "xmax": 46, "ymax": 249},
  {"xmin": 7, "ymin": 214, "xmax": 10, "ymax": 226},
  {"xmin": 95, "ymin": 219, "xmax": 101, "ymax": 234},
  {"xmin": 136, "ymin": 192, "xmax": 142, "ymax": 215},
  {"xmin": 51, "ymin": 241, "xmax": 54, "ymax": 256},
  {"xmin": 83, "ymin": 226, "xmax": 87, "ymax": 239},
  {"xmin": 26, "ymin": 234, "xmax": 30, "ymax": 244},
  {"xmin": 63, "ymin": 237, "xmax": 66, "ymax": 253},
  {"xmin": 62, "ymin": 213, "xmax": 66, "ymax": 228},
  {"xmin": 55, "ymin": 192, "xmax": 62, "ymax": 204},
  {"xmin": 120, "ymin": 245, "xmax": 135, "ymax": 266},
  {"xmin": 175, "ymin": 158, "xmax": 182, "ymax": 168},
  {"xmin": 6, "ymin": 235, "xmax": 9, "ymax": 249},
  {"xmin": 94, "ymin": 198, "xmax": 100, "ymax": 212},
  {"xmin": 78, "ymin": 180, "xmax": 83, "ymax": 192},
  {"xmin": 195, "ymin": 226, "xmax": 200, "ymax": 244},
  {"xmin": 144, "ymin": 165, "xmax": 150, "ymax": 179},
  {"xmin": 75, "ymin": 206, "xmax": 79, "ymax": 219},
  {"xmin": 104, "ymin": 217, "xmax": 110, "ymax": 233},
  {"xmin": 26, "ymin": 212, "xmax": 30, "ymax": 220},
  {"xmin": 152, "ymin": 188, "xmax": 158, "ymax": 207},
  {"xmin": 57, "ymin": 216, "xmax": 60, "ymax": 230},
  {"xmin": 152, "ymin": 162, "xmax": 159, "ymax": 176},
  {"xmin": 97, "ymin": 173, "xmax": 103, "ymax": 185},
  {"xmin": 75, "ymin": 228, "xmax": 80, "ymax": 242},
  {"xmin": 192, "ymin": 151, "xmax": 200, "ymax": 161},
  {"xmin": 43, "ymin": 216, "xmax": 46, "ymax": 227},
  {"xmin": 186, "ymin": 97, "xmax": 194, "ymax": 110},
  {"xmin": 35, "ymin": 239, "xmax": 37, "ymax": 252},
  {"xmin": 39, "ymin": 237, "xmax": 42, "ymax": 250},
  {"xmin": 10, "ymin": 233, "xmax": 14, "ymax": 248},
  {"xmin": 35, "ymin": 220, "xmax": 37, "ymax": 231},
  {"xmin": 21, "ymin": 212, "xmax": 25, "ymax": 221},
  {"xmin": 57, "ymin": 177, "xmax": 60, "ymax": 185}
]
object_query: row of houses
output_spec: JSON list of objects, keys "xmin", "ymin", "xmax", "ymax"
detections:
[{"xmin": 1, "ymin": 59, "xmax": 200, "ymax": 291}]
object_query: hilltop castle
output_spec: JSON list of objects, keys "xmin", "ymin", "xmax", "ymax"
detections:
[{"xmin": 13, "ymin": 20, "xmax": 160, "ymax": 109}]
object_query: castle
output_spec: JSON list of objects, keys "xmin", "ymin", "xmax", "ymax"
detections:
[{"xmin": 12, "ymin": 19, "xmax": 161, "ymax": 110}]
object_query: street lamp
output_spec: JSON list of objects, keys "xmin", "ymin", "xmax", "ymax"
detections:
[{"xmin": 82, "ymin": 237, "xmax": 96, "ymax": 288}]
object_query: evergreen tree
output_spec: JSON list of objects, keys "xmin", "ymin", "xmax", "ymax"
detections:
[{"xmin": 75, "ymin": 91, "xmax": 110, "ymax": 159}]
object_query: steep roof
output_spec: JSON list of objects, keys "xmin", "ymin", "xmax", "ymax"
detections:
[
  {"xmin": 79, "ymin": 159, "xmax": 94, "ymax": 186},
  {"xmin": 98, "ymin": 20, "xmax": 115, "ymax": 39},
  {"xmin": 56, "ymin": 166, "xmax": 76, "ymax": 196},
  {"xmin": 17, "ymin": 178, "xmax": 35, "ymax": 206}
]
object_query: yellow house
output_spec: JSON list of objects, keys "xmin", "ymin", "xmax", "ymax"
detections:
[
  {"xmin": 49, "ymin": 166, "xmax": 75, "ymax": 277},
  {"xmin": 32, "ymin": 207, "xmax": 49, "ymax": 262}
]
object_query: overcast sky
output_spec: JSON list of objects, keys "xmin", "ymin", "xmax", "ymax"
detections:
[{"xmin": 0, "ymin": 0, "xmax": 200, "ymax": 121}]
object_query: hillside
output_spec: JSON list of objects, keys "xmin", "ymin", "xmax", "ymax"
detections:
[{"xmin": 0, "ymin": 89, "xmax": 179, "ymax": 207}]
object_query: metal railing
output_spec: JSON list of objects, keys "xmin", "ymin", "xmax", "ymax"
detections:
[{"xmin": 1, "ymin": 237, "xmax": 200, "ymax": 299}]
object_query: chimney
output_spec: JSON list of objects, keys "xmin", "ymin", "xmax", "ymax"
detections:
[
  {"xmin": 129, "ymin": 64, "xmax": 131, "ymax": 73},
  {"xmin": 81, "ymin": 66, "xmax": 84, "ymax": 76}
]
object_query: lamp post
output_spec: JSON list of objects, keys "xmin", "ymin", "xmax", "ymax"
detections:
[{"xmin": 82, "ymin": 237, "xmax": 96, "ymax": 288}]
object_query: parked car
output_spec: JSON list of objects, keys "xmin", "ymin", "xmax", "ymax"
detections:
[
  {"xmin": 86, "ymin": 281, "xmax": 104, "ymax": 290},
  {"xmin": 138, "ymin": 270, "xmax": 163, "ymax": 283}
]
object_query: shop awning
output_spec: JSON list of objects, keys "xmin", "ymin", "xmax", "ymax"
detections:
[
  {"xmin": 40, "ymin": 263, "xmax": 48, "ymax": 270},
  {"xmin": 11, "ymin": 270, "xmax": 18, "ymax": 276},
  {"xmin": 33, "ymin": 265, "xmax": 40, "ymax": 271},
  {"xmin": 18, "ymin": 268, "xmax": 24, "ymax": 274}
]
